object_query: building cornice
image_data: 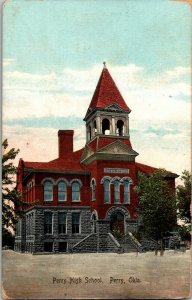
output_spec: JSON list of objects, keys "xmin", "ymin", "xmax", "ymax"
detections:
[{"xmin": 22, "ymin": 168, "xmax": 90, "ymax": 183}]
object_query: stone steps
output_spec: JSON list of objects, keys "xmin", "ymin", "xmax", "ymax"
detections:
[{"xmin": 117, "ymin": 233, "xmax": 143, "ymax": 253}]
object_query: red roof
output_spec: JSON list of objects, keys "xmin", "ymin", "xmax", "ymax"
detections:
[
  {"xmin": 136, "ymin": 162, "xmax": 157, "ymax": 174},
  {"xmin": 23, "ymin": 148, "xmax": 88, "ymax": 172},
  {"xmin": 88, "ymin": 67, "xmax": 130, "ymax": 111},
  {"xmin": 136, "ymin": 162, "xmax": 178, "ymax": 177}
]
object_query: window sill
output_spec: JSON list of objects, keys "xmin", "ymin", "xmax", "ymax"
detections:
[
  {"xmin": 58, "ymin": 200, "xmax": 67, "ymax": 202},
  {"xmin": 72, "ymin": 200, "xmax": 81, "ymax": 202},
  {"xmin": 44, "ymin": 200, "xmax": 53, "ymax": 202}
]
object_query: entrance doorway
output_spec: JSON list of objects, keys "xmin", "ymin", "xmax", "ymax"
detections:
[{"xmin": 110, "ymin": 211, "xmax": 125, "ymax": 235}]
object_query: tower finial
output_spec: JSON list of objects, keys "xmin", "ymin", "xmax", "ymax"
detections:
[{"xmin": 103, "ymin": 61, "xmax": 106, "ymax": 68}]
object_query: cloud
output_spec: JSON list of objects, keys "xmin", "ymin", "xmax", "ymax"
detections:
[
  {"xmin": 3, "ymin": 58, "xmax": 16, "ymax": 67},
  {"xmin": 4, "ymin": 70, "xmax": 56, "ymax": 81},
  {"xmin": 2, "ymin": 63, "xmax": 191, "ymax": 177},
  {"xmin": 3, "ymin": 63, "xmax": 191, "ymax": 120},
  {"xmin": 4, "ymin": 116, "xmax": 83, "ymax": 129},
  {"xmin": 3, "ymin": 125, "xmax": 86, "ymax": 166},
  {"xmin": 143, "ymin": 127, "xmax": 180, "ymax": 136},
  {"xmin": 161, "ymin": 66, "xmax": 191, "ymax": 82}
]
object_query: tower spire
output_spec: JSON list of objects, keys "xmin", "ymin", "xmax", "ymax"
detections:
[{"xmin": 103, "ymin": 61, "xmax": 106, "ymax": 69}]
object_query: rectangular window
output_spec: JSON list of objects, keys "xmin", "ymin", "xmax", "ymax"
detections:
[
  {"xmin": 58, "ymin": 212, "xmax": 67, "ymax": 234},
  {"xmin": 44, "ymin": 242, "xmax": 53, "ymax": 252},
  {"xmin": 104, "ymin": 180, "xmax": 110, "ymax": 203},
  {"xmin": 59, "ymin": 242, "xmax": 67, "ymax": 252},
  {"xmin": 72, "ymin": 212, "xmax": 80, "ymax": 234},
  {"xmin": 124, "ymin": 181, "xmax": 130, "ymax": 204},
  {"xmin": 44, "ymin": 212, "xmax": 52, "ymax": 234},
  {"xmin": 114, "ymin": 181, "xmax": 120, "ymax": 203}
]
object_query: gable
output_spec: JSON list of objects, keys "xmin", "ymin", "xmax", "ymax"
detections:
[
  {"xmin": 97, "ymin": 140, "xmax": 139, "ymax": 157},
  {"xmin": 104, "ymin": 103, "xmax": 124, "ymax": 112}
]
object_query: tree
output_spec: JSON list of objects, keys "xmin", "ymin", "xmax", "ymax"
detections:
[
  {"xmin": 177, "ymin": 170, "xmax": 191, "ymax": 224},
  {"xmin": 2, "ymin": 139, "xmax": 22, "ymax": 232},
  {"xmin": 135, "ymin": 170, "xmax": 177, "ymax": 254},
  {"xmin": 176, "ymin": 170, "xmax": 191, "ymax": 244},
  {"xmin": 2, "ymin": 229, "xmax": 15, "ymax": 249}
]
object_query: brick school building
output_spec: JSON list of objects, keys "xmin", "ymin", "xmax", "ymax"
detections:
[{"xmin": 14, "ymin": 65, "xmax": 177, "ymax": 253}]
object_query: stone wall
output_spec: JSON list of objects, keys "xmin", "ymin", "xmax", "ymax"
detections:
[
  {"xmin": 33, "ymin": 206, "xmax": 92, "ymax": 253},
  {"xmin": 14, "ymin": 216, "xmax": 26, "ymax": 252},
  {"xmin": 14, "ymin": 205, "xmax": 140, "ymax": 253}
]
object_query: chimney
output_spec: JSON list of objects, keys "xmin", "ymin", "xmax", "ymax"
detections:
[{"xmin": 58, "ymin": 130, "xmax": 74, "ymax": 159}]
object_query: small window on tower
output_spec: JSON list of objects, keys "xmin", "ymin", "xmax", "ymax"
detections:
[
  {"xmin": 117, "ymin": 120, "xmax": 124, "ymax": 136},
  {"xmin": 102, "ymin": 118, "xmax": 110, "ymax": 135},
  {"xmin": 89, "ymin": 126, "xmax": 91, "ymax": 141},
  {"xmin": 94, "ymin": 120, "xmax": 97, "ymax": 134}
]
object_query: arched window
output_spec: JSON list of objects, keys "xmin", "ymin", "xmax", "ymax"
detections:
[
  {"xmin": 44, "ymin": 181, "xmax": 53, "ymax": 201},
  {"xmin": 93, "ymin": 120, "xmax": 97, "ymax": 134},
  {"xmin": 91, "ymin": 179, "xmax": 96, "ymax": 201},
  {"xmin": 117, "ymin": 120, "xmax": 124, "ymax": 136},
  {"xmin": 102, "ymin": 118, "xmax": 110, "ymax": 135},
  {"xmin": 104, "ymin": 179, "xmax": 110, "ymax": 203},
  {"xmin": 114, "ymin": 180, "xmax": 120, "ymax": 203},
  {"xmin": 72, "ymin": 182, "xmax": 81, "ymax": 201},
  {"xmin": 124, "ymin": 180, "xmax": 130, "ymax": 204},
  {"xmin": 58, "ymin": 181, "xmax": 67, "ymax": 201}
]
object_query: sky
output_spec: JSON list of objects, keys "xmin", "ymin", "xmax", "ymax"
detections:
[{"xmin": 2, "ymin": 0, "xmax": 191, "ymax": 180}]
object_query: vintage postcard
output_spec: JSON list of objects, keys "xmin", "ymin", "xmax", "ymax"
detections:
[{"xmin": 2, "ymin": 0, "xmax": 191, "ymax": 299}]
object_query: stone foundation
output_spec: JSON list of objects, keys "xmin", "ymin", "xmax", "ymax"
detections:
[{"xmin": 14, "ymin": 206, "xmax": 139, "ymax": 253}]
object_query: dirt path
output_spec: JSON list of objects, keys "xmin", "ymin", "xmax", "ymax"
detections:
[{"xmin": 2, "ymin": 250, "xmax": 191, "ymax": 299}]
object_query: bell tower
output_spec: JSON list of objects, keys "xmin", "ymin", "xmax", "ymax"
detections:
[
  {"xmin": 81, "ymin": 63, "xmax": 138, "ymax": 165},
  {"xmin": 84, "ymin": 63, "xmax": 131, "ymax": 142}
]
